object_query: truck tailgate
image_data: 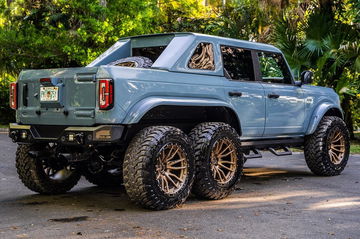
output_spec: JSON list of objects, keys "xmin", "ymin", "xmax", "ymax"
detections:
[{"xmin": 17, "ymin": 67, "xmax": 98, "ymax": 126}]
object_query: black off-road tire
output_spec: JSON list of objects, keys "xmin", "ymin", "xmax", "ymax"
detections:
[
  {"xmin": 123, "ymin": 126, "xmax": 195, "ymax": 210},
  {"xmin": 82, "ymin": 169, "xmax": 123, "ymax": 187},
  {"xmin": 108, "ymin": 56, "xmax": 153, "ymax": 68},
  {"xmin": 304, "ymin": 116, "xmax": 350, "ymax": 176},
  {"xmin": 16, "ymin": 144, "xmax": 81, "ymax": 194},
  {"xmin": 189, "ymin": 122, "xmax": 243, "ymax": 200}
]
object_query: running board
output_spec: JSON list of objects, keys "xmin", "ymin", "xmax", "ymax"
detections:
[
  {"xmin": 268, "ymin": 147, "xmax": 292, "ymax": 156},
  {"xmin": 244, "ymin": 148, "xmax": 262, "ymax": 159},
  {"xmin": 240, "ymin": 137, "xmax": 303, "ymax": 150},
  {"xmin": 240, "ymin": 137, "xmax": 301, "ymax": 160}
]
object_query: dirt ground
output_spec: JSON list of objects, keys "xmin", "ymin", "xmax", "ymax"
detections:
[{"xmin": 1, "ymin": 132, "xmax": 359, "ymax": 239}]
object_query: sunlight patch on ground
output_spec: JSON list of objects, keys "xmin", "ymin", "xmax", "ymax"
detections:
[
  {"xmin": 244, "ymin": 169, "xmax": 290, "ymax": 177},
  {"xmin": 307, "ymin": 197, "xmax": 360, "ymax": 210},
  {"xmin": 182, "ymin": 190, "xmax": 330, "ymax": 210}
]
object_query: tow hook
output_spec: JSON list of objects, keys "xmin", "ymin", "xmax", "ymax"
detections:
[
  {"xmin": 10, "ymin": 131, "xmax": 19, "ymax": 143},
  {"xmin": 75, "ymin": 133, "xmax": 84, "ymax": 144}
]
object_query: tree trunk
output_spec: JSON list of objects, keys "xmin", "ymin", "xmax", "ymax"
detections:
[
  {"xmin": 280, "ymin": 0, "xmax": 289, "ymax": 9},
  {"xmin": 341, "ymin": 95, "xmax": 355, "ymax": 139},
  {"xmin": 318, "ymin": 0, "xmax": 333, "ymax": 10}
]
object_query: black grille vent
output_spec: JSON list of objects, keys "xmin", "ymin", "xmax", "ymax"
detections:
[{"xmin": 31, "ymin": 125, "xmax": 67, "ymax": 139}]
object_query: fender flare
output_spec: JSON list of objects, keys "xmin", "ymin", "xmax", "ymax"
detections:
[
  {"xmin": 305, "ymin": 102, "xmax": 344, "ymax": 135},
  {"xmin": 121, "ymin": 96, "xmax": 239, "ymax": 125}
]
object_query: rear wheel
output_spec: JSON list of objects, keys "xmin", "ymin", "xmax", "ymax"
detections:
[
  {"xmin": 82, "ymin": 150, "xmax": 123, "ymax": 187},
  {"xmin": 189, "ymin": 122, "xmax": 243, "ymax": 200},
  {"xmin": 123, "ymin": 126, "xmax": 195, "ymax": 210},
  {"xmin": 16, "ymin": 144, "xmax": 81, "ymax": 194},
  {"xmin": 304, "ymin": 116, "xmax": 350, "ymax": 176},
  {"xmin": 82, "ymin": 168, "xmax": 123, "ymax": 187}
]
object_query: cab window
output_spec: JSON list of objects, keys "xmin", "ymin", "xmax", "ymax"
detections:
[
  {"xmin": 221, "ymin": 46, "xmax": 254, "ymax": 81},
  {"xmin": 188, "ymin": 42, "xmax": 215, "ymax": 70},
  {"xmin": 258, "ymin": 52, "xmax": 292, "ymax": 84}
]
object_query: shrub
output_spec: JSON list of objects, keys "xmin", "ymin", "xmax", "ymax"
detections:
[{"xmin": 0, "ymin": 75, "xmax": 15, "ymax": 125}]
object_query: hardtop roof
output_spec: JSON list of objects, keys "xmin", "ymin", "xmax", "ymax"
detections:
[{"xmin": 121, "ymin": 32, "xmax": 282, "ymax": 53}]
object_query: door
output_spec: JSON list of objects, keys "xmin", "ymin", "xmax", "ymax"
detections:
[
  {"xmin": 221, "ymin": 45, "xmax": 266, "ymax": 138},
  {"xmin": 257, "ymin": 51, "xmax": 306, "ymax": 136}
]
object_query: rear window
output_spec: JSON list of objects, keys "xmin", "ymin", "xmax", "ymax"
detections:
[
  {"xmin": 221, "ymin": 46, "xmax": 254, "ymax": 81},
  {"xmin": 188, "ymin": 42, "xmax": 215, "ymax": 70},
  {"xmin": 132, "ymin": 46, "xmax": 167, "ymax": 62}
]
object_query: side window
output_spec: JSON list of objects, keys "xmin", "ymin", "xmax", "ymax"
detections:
[
  {"xmin": 258, "ymin": 52, "xmax": 292, "ymax": 84},
  {"xmin": 188, "ymin": 42, "xmax": 215, "ymax": 70},
  {"xmin": 221, "ymin": 46, "xmax": 254, "ymax": 81}
]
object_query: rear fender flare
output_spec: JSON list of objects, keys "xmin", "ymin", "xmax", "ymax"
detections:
[{"xmin": 122, "ymin": 96, "xmax": 239, "ymax": 125}]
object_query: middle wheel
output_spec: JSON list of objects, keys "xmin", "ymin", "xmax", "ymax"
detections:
[{"xmin": 189, "ymin": 122, "xmax": 243, "ymax": 200}]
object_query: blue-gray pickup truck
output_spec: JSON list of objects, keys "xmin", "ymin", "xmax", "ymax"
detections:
[{"xmin": 9, "ymin": 33, "xmax": 350, "ymax": 210}]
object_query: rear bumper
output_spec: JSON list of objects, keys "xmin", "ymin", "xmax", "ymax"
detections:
[{"xmin": 9, "ymin": 123, "xmax": 124, "ymax": 145}]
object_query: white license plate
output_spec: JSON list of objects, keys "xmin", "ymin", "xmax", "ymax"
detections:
[{"xmin": 40, "ymin": 86, "xmax": 59, "ymax": 102}]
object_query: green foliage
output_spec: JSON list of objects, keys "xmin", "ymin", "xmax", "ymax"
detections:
[
  {"xmin": 0, "ymin": 0, "xmax": 358, "ymax": 131},
  {"xmin": 0, "ymin": 0, "xmax": 159, "ymax": 75},
  {"xmin": 272, "ymin": 1, "xmax": 359, "ymax": 135},
  {"xmin": 259, "ymin": 55, "xmax": 283, "ymax": 78},
  {"xmin": 202, "ymin": 0, "xmax": 272, "ymax": 41},
  {"xmin": 0, "ymin": 0, "xmax": 162, "ymax": 124},
  {"xmin": 157, "ymin": 0, "xmax": 207, "ymax": 32},
  {"xmin": 0, "ymin": 74, "xmax": 15, "ymax": 124}
]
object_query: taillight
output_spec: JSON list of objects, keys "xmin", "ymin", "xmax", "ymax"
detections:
[
  {"xmin": 40, "ymin": 78, "xmax": 51, "ymax": 84},
  {"xmin": 98, "ymin": 79, "xmax": 114, "ymax": 110},
  {"xmin": 9, "ymin": 82, "xmax": 18, "ymax": 109}
]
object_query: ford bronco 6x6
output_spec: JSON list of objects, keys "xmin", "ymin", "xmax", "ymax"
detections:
[{"xmin": 9, "ymin": 33, "xmax": 350, "ymax": 210}]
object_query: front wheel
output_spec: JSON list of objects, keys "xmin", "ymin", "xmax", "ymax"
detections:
[
  {"xmin": 123, "ymin": 126, "xmax": 195, "ymax": 210},
  {"xmin": 304, "ymin": 116, "xmax": 350, "ymax": 176},
  {"xmin": 16, "ymin": 144, "xmax": 81, "ymax": 194}
]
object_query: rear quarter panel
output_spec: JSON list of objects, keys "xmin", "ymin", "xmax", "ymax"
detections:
[{"xmin": 96, "ymin": 66, "xmax": 230, "ymax": 125}]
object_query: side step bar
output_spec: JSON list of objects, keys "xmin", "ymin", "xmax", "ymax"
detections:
[
  {"xmin": 240, "ymin": 137, "xmax": 303, "ymax": 149},
  {"xmin": 244, "ymin": 148, "xmax": 262, "ymax": 160},
  {"xmin": 268, "ymin": 147, "xmax": 292, "ymax": 156},
  {"xmin": 241, "ymin": 137, "xmax": 303, "ymax": 160},
  {"xmin": 243, "ymin": 147, "xmax": 293, "ymax": 159}
]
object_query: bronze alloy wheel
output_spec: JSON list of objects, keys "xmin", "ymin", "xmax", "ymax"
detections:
[
  {"xmin": 304, "ymin": 116, "xmax": 350, "ymax": 176},
  {"xmin": 327, "ymin": 128, "xmax": 346, "ymax": 165},
  {"xmin": 210, "ymin": 138, "xmax": 237, "ymax": 185},
  {"xmin": 123, "ymin": 126, "xmax": 195, "ymax": 210},
  {"xmin": 155, "ymin": 143, "xmax": 188, "ymax": 195}
]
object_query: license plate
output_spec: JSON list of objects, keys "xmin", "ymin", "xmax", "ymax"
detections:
[{"xmin": 40, "ymin": 86, "xmax": 59, "ymax": 102}]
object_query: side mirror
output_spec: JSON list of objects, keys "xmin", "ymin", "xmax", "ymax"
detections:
[{"xmin": 300, "ymin": 70, "xmax": 313, "ymax": 85}]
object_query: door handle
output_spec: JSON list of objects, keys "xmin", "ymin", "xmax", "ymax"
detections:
[
  {"xmin": 229, "ymin": 92, "xmax": 242, "ymax": 97},
  {"xmin": 268, "ymin": 93, "xmax": 280, "ymax": 99}
]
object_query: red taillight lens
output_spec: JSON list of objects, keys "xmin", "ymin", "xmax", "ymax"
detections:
[
  {"xmin": 9, "ymin": 82, "xmax": 18, "ymax": 109},
  {"xmin": 40, "ymin": 78, "xmax": 51, "ymax": 84},
  {"xmin": 98, "ymin": 79, "xmax": 114, "ymax": 110}
]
